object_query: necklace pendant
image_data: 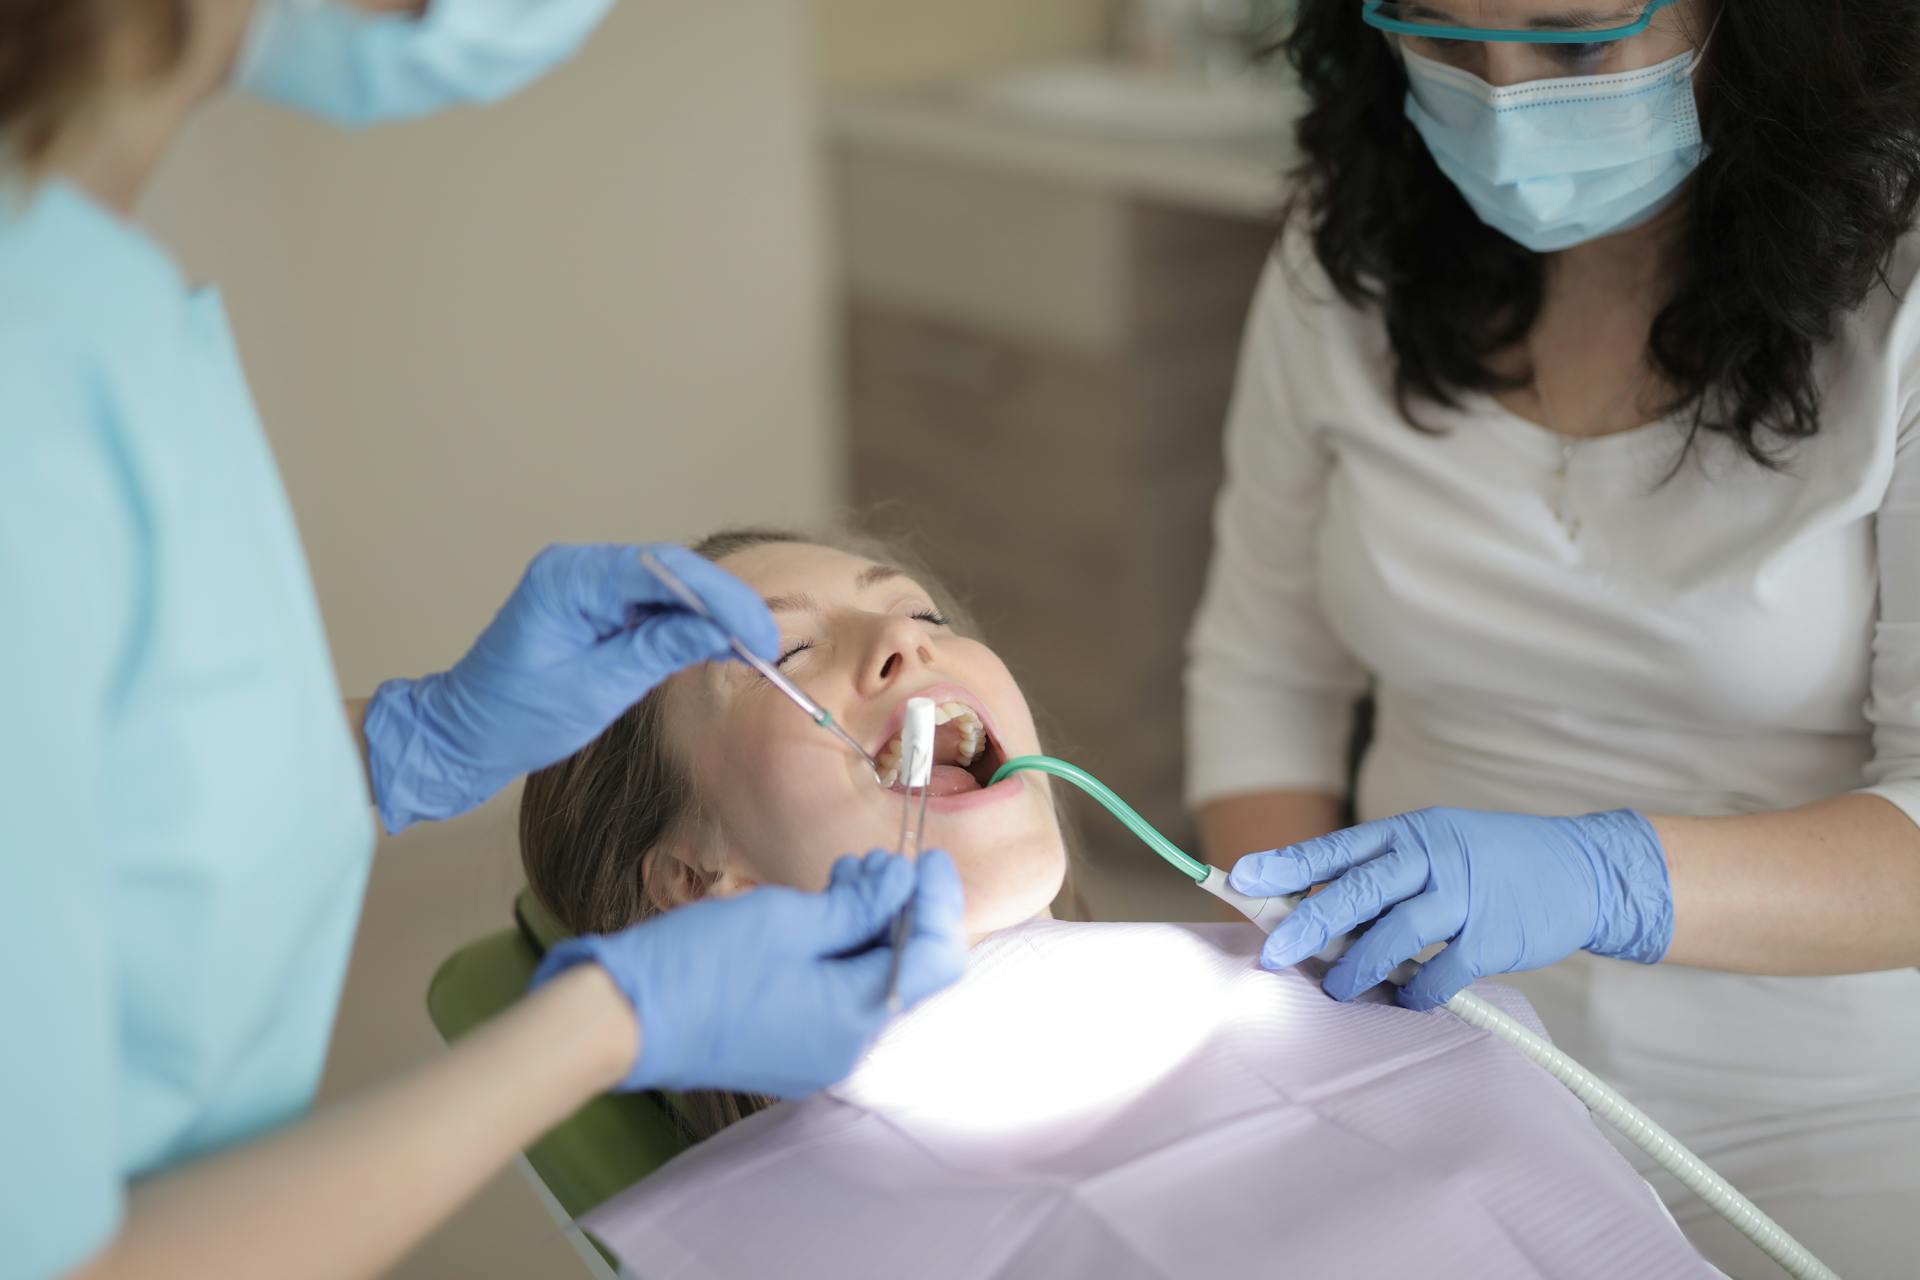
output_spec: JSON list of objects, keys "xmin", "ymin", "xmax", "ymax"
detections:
[
  {"xmin": 1550, "ymin": 497, "xmax": 1581, "ymax": 540},
  {"xmin": 1548, "ymin": 470, "xmax": 1582, "ymax": 541}
]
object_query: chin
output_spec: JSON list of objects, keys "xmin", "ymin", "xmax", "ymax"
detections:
[{"xmin": 954, "ymin": 840, "xmax": 1068, "ymax": 940}]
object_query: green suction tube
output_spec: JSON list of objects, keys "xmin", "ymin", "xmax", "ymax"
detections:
[{"xmin": 989, "ymin": 755, "xmax": 1210, "ymax": 883}]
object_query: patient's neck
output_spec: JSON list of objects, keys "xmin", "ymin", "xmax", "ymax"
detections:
[{"xmin": 967, "ymin": 906, "xmax": 1054, "ymax": 948}]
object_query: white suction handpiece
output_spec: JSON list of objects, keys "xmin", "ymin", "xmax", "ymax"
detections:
[{"xmin": 1196, "ymin": 867, "xmax": 1421, "ymax": 987}]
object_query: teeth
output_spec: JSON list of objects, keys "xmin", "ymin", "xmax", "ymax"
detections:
[
  {"xmin": 873, "ymin": 699, "xmax": 985, "ymax": 788},
  {"xmin": 935, "ymin": 702, "xmax": 985, "ymax": 767}
]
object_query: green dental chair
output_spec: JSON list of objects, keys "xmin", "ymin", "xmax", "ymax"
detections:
[{"xmin": 426, "ymin": 891, "xmax": 695, "ymax": 1278}]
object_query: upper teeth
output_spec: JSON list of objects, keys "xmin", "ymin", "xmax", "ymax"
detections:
[{"xmin": 875, "ymin": 701, "xmax": 985, "ymax": 788}]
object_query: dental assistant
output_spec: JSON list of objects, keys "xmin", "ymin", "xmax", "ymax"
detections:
[
  {"xmin": 0, "ymin": 4, "xmax": 965, "ymax": 1278},
  {"xmin": 1185, "ymin": 1, "xmax": 1920, "ymax": 1273}
]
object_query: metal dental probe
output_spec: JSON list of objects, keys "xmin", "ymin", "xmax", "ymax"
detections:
[{"xmin": 638, "ymin": 549, "xmax": 884, "ymax": 782}]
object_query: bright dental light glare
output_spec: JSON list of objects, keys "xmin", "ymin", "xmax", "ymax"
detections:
[{"xmin": 837, "ymin": 926, "xmax": 1235, "ymax": 1149}]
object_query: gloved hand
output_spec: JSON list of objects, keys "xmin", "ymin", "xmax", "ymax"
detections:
[
  {"xmin": 533, "ymin": 850, "xmax": 969, "ymax": 1096},
  {"xmin": 1231, "ymin": 808, "xmax": 1674, "ymax": 1011},
  {"xmin": 364, "ymin": 543, "xmax": 776, "ymax": 833}
]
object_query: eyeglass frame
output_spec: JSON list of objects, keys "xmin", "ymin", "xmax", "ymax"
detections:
[{"xmin": 1359, "ymin": 0, "xmax": 1686, "ymax": 45}]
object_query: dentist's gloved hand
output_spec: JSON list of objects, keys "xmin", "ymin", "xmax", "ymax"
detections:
[
  {"xmin": 364, "ymin": 543, "xmax": 777, "ymax": 833},
  {"xmin": 1232, "ymin": 808, "xmax": 1674, "ymax": 1011},
  {"xmin": 533, "ymin": 850, "xmax": 969, "ymax": 1096}
]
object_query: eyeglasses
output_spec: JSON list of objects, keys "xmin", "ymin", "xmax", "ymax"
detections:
[{"xmin": 1361, "ymin": 0, "xmax": 1684, "ymax": 45}]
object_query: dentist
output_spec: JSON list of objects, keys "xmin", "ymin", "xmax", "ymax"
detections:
[
  {"xmin": 1186, "ymin": 1, "xmax": 1920, "ymax": 1273},
  {"xmin": 0, "ymin": 4, "xmax": 964, "ymax": 1277}
]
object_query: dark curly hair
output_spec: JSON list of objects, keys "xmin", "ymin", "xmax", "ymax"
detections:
[{"xmin": 1283, "ymin": 0, "xmax": 1920, "ymax": 464}]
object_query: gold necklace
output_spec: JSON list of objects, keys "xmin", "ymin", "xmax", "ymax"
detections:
[{"xmin": 1528, "ymin": 343, "xmax": 1654, "ymax": 542}]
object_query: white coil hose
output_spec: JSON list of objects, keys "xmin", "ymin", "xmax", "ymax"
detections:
[
  {"xmin": 1443, "ymin": 988, "xmax": 1838, "ymax": 1280},
  {"xmin": 1196, "ymin": 868, "xmax": 1840, "ymax": 1279}
]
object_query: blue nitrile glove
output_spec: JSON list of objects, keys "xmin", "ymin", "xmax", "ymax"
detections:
[
  {"xmin": 1232, "ymin": 808, "xmax": 1674, "ymax": 1012},
  {"xmin": 533, "ymin": 850, "xmax": 969, "ymax": 1096},
  {"xmin": 364, "ymin": 543, "xmax": 776, "ymax": 833}
]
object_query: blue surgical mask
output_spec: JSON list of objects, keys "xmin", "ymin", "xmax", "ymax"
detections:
[
  {"xmin": 234, "ymin": 0, "xmax": 615, "ymax": 128},
  {"xmin": 1400, "ymin": 42, "xmax": 1710, "ymax": 252}
]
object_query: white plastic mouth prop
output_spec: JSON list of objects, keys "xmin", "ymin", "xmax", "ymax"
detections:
[
  {"xmin": 894, "ymin": 697, "xmax": 935, "ymax": 858},
  {"xmin": 883, "ymin": 697, "xmax": 938, "ymax": 1014},
  {"xmin": 899, "ymin": 697, "xmax": 936, "ymax": 795}
]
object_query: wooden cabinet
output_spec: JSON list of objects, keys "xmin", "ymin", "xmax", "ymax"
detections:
[{"xmin": 833, "ymin": 108, "xmax": 1279, "ymax": 889}]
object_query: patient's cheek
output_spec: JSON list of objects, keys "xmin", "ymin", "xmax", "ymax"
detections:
[
  {"xmin": 716, "ymin": 708, "xmax": 791, "ymax": 778},
  {"xmin": 736, "ymin": 779, "xmax": 859, "ymax": 894}
]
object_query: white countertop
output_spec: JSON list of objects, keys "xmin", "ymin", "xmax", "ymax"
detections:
[{"xmin": 822, "ymin": 72, "xmax": 1299, "ymax": 221}]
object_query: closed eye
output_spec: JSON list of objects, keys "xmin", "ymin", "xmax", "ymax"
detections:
[{"xmin": 777, "ymin": 640, "xmax": 813, "ymax": 667}]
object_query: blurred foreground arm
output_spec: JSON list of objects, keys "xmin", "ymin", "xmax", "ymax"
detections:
[{"xmin": 70, "ymin": 854, "xmax": 964, "ymax": 1278}]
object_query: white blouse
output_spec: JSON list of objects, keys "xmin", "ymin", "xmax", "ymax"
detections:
[
  {"xmin": 1186, "ymin": 232, "xmax": 1920, "ymax": 830},
  {"xmin": 1182, "ymin": 232, "xmax": 1920, "ymax": 1277}
]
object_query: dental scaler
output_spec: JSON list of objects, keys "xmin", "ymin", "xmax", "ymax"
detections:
[
  {"xmin": 883, "ymin": 698, "xmax": 936, "ymax": 1013},
  {"xmin": 985, "ymin": 754, "xmax": 1838, "ymax": 1280}
]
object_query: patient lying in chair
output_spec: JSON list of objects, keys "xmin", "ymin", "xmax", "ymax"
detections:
[{"xmin": 519, "ymin": 529, "xmax": 1715, "ymax": 1278}]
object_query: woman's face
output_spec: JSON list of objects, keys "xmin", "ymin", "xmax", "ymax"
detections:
[
  {"xmin": 662, "ymin": 541, "xmax": 1067, "ymax": 938},
  {"xmin": 1390, "ymin": 0, "xmax": 1713, "ymax": 85}
]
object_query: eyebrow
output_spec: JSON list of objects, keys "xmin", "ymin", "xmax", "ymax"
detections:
[
  {"xmin": 763, "ymin": 592, "xmax": 817, "ymax": 615},
  {"xmin": 763, "ymin": 563, "xmax": 907, "ymax": 614}
]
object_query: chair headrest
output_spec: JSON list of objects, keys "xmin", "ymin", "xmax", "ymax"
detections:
[{"xmin": 513, "ymin": 888, "xmax": 574, "ymax": 956}]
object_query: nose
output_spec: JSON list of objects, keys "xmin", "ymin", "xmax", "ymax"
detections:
[
  {"xmin": 856, "ymin": 614, "xmax": 938, "ymax": 698},
  {"xmin": 1482, "ymin": 43, "xmax": 1535, "ymax": 87}
]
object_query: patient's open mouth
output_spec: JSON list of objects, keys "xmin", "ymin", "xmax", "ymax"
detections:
[{"xmin": 875, "ymin": 698, "xmax": 1008, "ymax": 796}]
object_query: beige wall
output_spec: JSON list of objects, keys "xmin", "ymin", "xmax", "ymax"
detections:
[
  {"xmin": 147, "ymin": 3, "xmax": 839, "ymax": 696},
  {"xmin": 811, "ymin": 0, "xmax": 1110, "ymax": 87},
  {"xmin": 139, "ymin": 1, "xmax": 835, "ymax": 1273}
]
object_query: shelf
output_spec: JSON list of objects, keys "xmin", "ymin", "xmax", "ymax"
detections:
[{"xmin": 823, "ymin": 71, "xmax": 1299, "ymax": 221}]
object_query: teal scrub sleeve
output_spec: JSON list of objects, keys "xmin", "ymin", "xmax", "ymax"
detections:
[{"xmin": 0, "ymin": 332, "xmax": 141, "ymax": 1279}]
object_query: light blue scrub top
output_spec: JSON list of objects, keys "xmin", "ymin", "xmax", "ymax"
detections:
[
  {"xmin": 0, "ymin": 2, "xmax": 620, "ymax": 1270},
  {"xmin": 0, "ymin": 180, "xmax": 376, "ymax": 1278}
]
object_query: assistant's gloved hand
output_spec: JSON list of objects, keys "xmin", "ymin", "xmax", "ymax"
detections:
[
  {"xmin": 533, "ymin": 850, "xmax": 969, "ymax": 1096},
  {"xmin": 364, "ymin": 543, "xmax": 776, "ymax": 833},
  {"xmin": 1232, "ymin": 808, "xmax": 1674, "ymax": 1011}
]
